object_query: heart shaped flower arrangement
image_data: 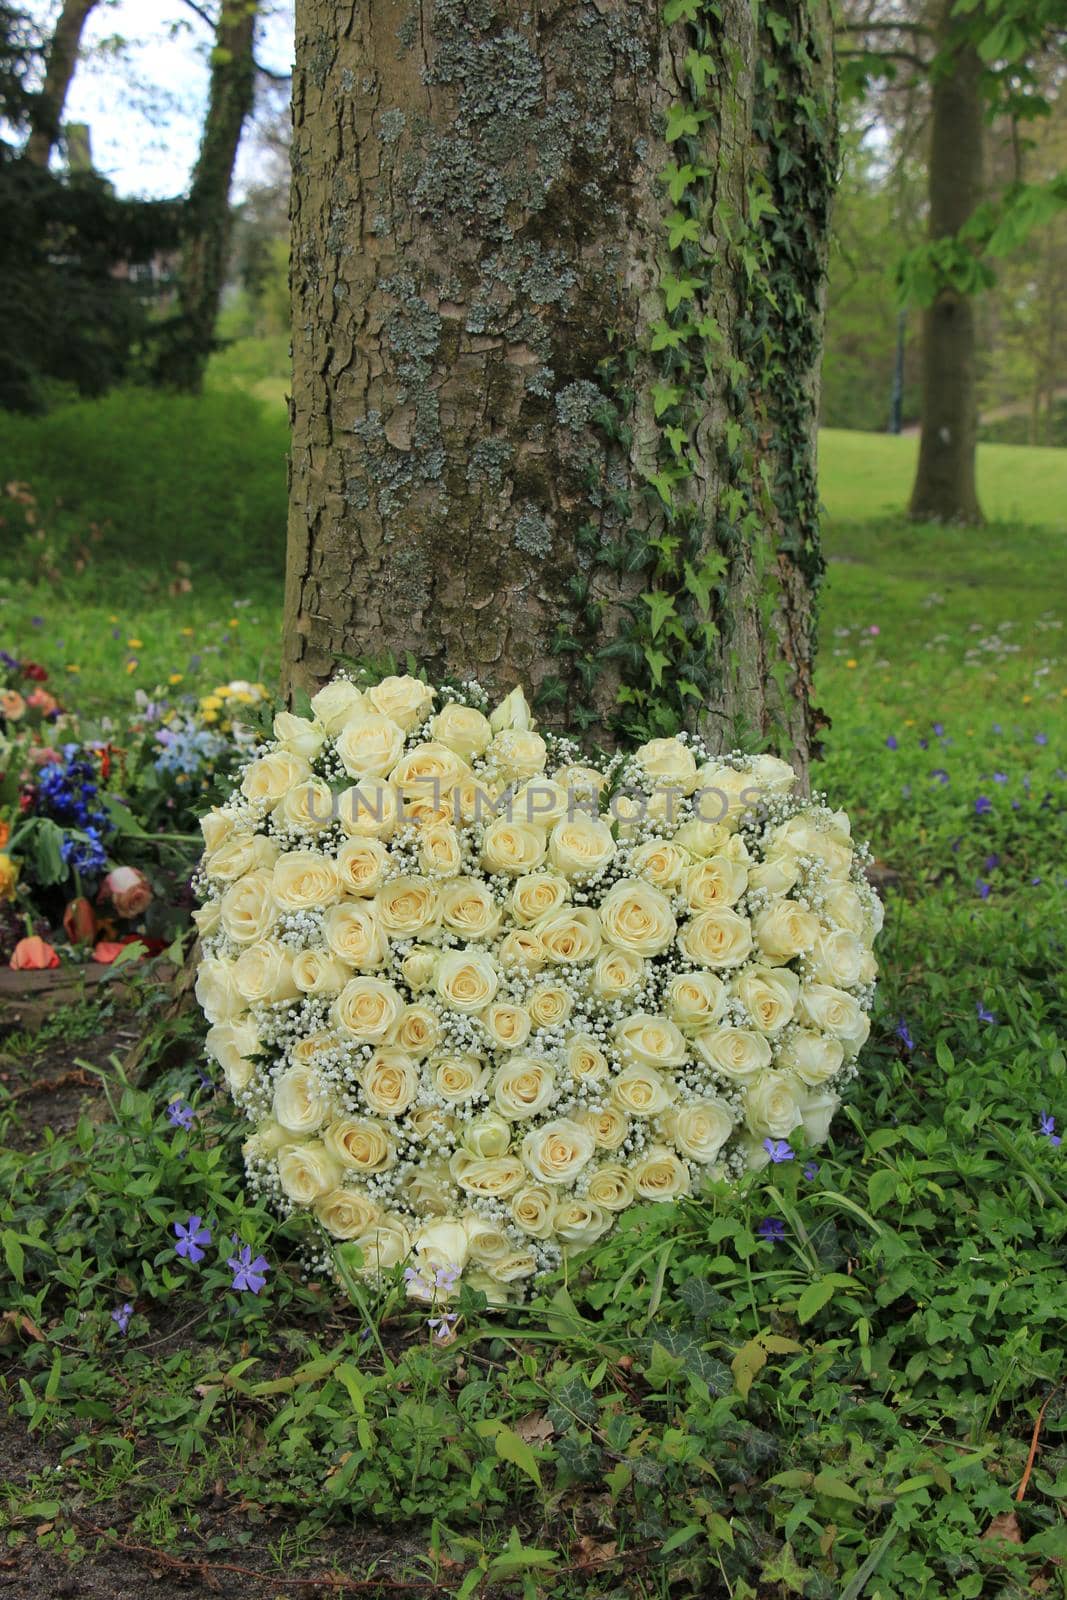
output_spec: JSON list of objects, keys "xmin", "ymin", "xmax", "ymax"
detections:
[{"xmin": 195, "ymin": 675, "xmax": 879, "ymax": 1304}]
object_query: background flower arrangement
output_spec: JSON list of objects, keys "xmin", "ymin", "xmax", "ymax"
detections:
[
  {"xmin": 0, "ymin": 650, "xmax": 268, "ymax": 968},
  {"xmin": 195, "ymin": 674, "xmax": 882, "ymax": 1305}
]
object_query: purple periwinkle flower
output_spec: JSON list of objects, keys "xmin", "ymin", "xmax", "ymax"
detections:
[
  {"xmin": 762, "ymin": 1138, "xmax": 795, "ymax": 1164},
  {"xmin": 896, "ymin": 1019, "xmax": 914, "ymax": 1051},
  {"xmin": 885, "ymin": 736, "xmax": 898, "ymax": 751},
  {"xmin": 976, "ymin": 880, "xmax": 991, "ymax": 900},
  {"xmin": 931, "ymin": 769, "xmax": 949, "ymax": 785},
  {"xmin": 31, "ymin": 616, "xmax": 43, "ymax": 628},
  {"xmin": 802, "ymin": 1161, "xmax": 819, "ymax": 1181},
  {"xmin": 757, "ymin": 1217, "xmax": 786, "ymax": 1243},
  {"xmin": 984, "ymin": 854, "xmax": 1000, "ymax": 871},
  {"xmin": 1038, "ymin": 1113, "xmax": 1061, "ymax": 1148},
  {"xmin": 174, "ymin": 1215, "xmax": 212, "ymax": 1264},
  {"xmin": 111, "ymin": 1302, "xmax": 133, "ymax": 1334},
  {"xmin": 918, "ymin": 738, "xmax": 929, "ymax": 749},
  {"xmin": 227, "ymin": 1244, "xmax": 270, "ymax": 1294},
  {"xmin": 1031, "ymin": 876, "xmax": 1042, "ymax": 886},
  {"xmin": 975, "ymin": 795, "xmax": 993, "ymax": 816},
  {"xmin": 976, "ymin": 1003, "xmax": 996, "ymax": 1024},
  {"xmin": 993, "ymin": 772, "xmax": 1008, "ymax": 785},
  {"xmin": 933, "ymin": 722, "xmax": 945, "ymax": 736},
  {"xmin": 1035, "ymin": 733, "xmax": 1048, "ymax": 746},
  {"xmin": 166, "ymin": 1099, "xmax": 195, "ymax": 1131}
]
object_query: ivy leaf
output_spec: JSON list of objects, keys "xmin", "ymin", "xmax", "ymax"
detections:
[
  {"xmin": 666, "ymin": 212, "xmax": 701, "ymax": 250},
  {"xmin": 685, "ymin": 48, "xmax": 717, "ymax": 97},
  {"xmin": 663, "ymin": 0, "xmax": 702, "ymax": 20},
  {"xmin": 651, "ymin": 380, "xmax": 684, "ymax": 418},
  {"xmin": 661, "ymin": 161, "xmax": 708, "ymax": 203},
  {"xmin": 665, "ymin": 104, "xmax": 705, "ymax": 143},
  {"xmin": 643, "ymin": 647, "xmax": 671, "ymax": 688},
  {"xmin": 642, "ymin": 591, "xmax": 677, "ymax": 638}
]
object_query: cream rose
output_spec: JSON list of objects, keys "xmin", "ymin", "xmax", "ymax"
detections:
[
  {"xmin": 277, "ymin": 1140, "xmax": 340, "ymax": 1204},
  {"xmin": 633, "ymin": 1146, "xmax": 691, "ymax": 1200},
  {"xmin": 634, "ymin": 736, "xmax": 699, "ymax": 794},
  {"xmin": 391, "ymin": 1003, "xmax": 441, "ymax": 1057},
  {"xmin": 576, "ymin": 1105, "xmax": 630, "ymax": 1150},
  {"xmin": 367, "ymin": 673, "xmax": 435, "ymax": 731},
  {"xmin": 432, "ymin": 1054, "xmax": 490, "ymax": 1103},
  {"xmin": 797, "ymin": 1086, "xmax": 839, "ymax": 1146},
  {"xmin": 418, "ymin": 822, "xmax": 464, "ymax": 878},
  {"xmin": 480, "ymin": 818, "xmax": 547, "ymax": 876},
  {"xmin": 391, "ymin": 741, "xmax": 469, "ymax": 801},
  {"xmin": 615, "ymin": 1013, "xmax": 687, "ymax": 1069},
  {"xmin": 591, "ymin": 946, "xmax": 646, "ymax": 998},
  {"xmin": 429, "ymin": 702, "xmax": 492, "ymax": 759},
  {"xmin": 797, "ymin": 983, "xmax": 867, "ymax": 1047},
  {"xmin": 440, "ymin": 879, "xmax": 501, "ymax": 940},
  {"xmin": 744, "ymin": 1069, "xmax": 803, "ymax": 1140},
  {"xmin": 611, "ymin": 1063, "xmax": 674, "ymax": 1117},
  {"xmin": 528, "ymin": 984, "xmax": 572, "ymax": 1029},
  {"xmin": 748, "ymin": 856, "xmax": 801, "ymax": 895},
  {"xmin": 205, "ymin": 1018, "xmax": 260, "ymax": 1092},
  {"xmin": 694, "ymin": 1026, "xmax": 772, "ymax": 1083},
  {"xmin": 323, "ymin": 902, "xmax": 387, "ymax": 970},
  {"xmin": 497, "ymin": 929, "xmax": 546, "ymax": 970},
  {"xmin": 336, "ymin": 779, "xmax": 400, "ymax": 839},
  {"xmin": 489, "ymin": 685, "xmax": 533, "ymax": 732},
  {"xmin": 272, "ymin": 850, "xmax": 341, "ymax": 912},
  {"xmin": 678, "ymin": 908, "xmax": 753, "ymax": 969},
  {"xmin": 692, "ymin": 763, "xmax": 761, "ymax": 827},
  {"xmin": 663, "ymin": 1100, "xmax": 735, "ymax": 1163},
  {"xmin": 200, "ymin": 809, "xmax": 235, "ymax": 856},
  {"xmin": 461, "ymin": 1114, "xmax": 512, "ymax": 1159},
  {"xmin": 195, "ymin": 956, "xmax": 244, "ymax": 1024},
  {"xmin": 665, "ymin": 970, "xmax": 726, "ymax": 1031},
  {"xmin": 510, "ymin": 1185, "xmax": 556, "ymax": 1238},
  {"xmin": 482, "ymin": 1002, "xmax": 532, "ymax": 1051},
  {"xmin": 234, "ymin": 939, "xmax": 299, "ymax": 1005},
  {"xmin": 333, "ymin": 976, "xmax": 403, "ymax": 1041},
  {"xmin": 274, "ymin": 1064, "xmax": 331, "ymax": 1134},
  {"xmin": 450, "ymin": 1150, "xmax": 526, "ymax": 1198},
  {"xmin": 684, "ymin": 854, "xmax": 749, "ymax": 912},
  {"xmin": 335, "ymin": 714, "xmax": 406, "ymax": 780},
  {"xmin": 629, "ymin": 839, "xmax": 689, "ymax": 889},
  {"xmin": 673, "ymin": 819, "xmax": 730, "ymax": 858},
  {"xmin": 776, "ymin": 1029, "xmax": 844, "ymax": 1086},
  {"xmin": 510, "ymin": 871, "xmax": 569, "ymax": 926},
  {"xmin": 810, "ymin": 929, "xmax": 866, "ymax": 988},
  {"xmin": 351, "ymin": 1213, "xmax": 411, "ymax": 1265},
  {"xmin": 552, "ymin": 1198, "xmax": 612, "ymax": 1248},
  {"xmin": 279, "ymin": 777, "xmax": 336, "ymax": 834},
  {"xmin": 599, "ymin": 879, "xmax": 676, "ymax": 956},
  {"xmin": 377, "ymin": 875, "xmax": 440, "ymax": 937},
  {"xmin": 534, "ymin": 906, "xmax": 602, "ymax": 964},
  {"xmin": 323, "ymin": 1117, "xmax": 394, "ymax": 1172},
  {"xmin": 493, "ymin": 1055, "xmax": 556, "ymax": 1120},
  {"xmin": 733, "ymin": 967, "xmax": 800, "ymax": 1033},
  {"xmin": 755, "ymin": 899, "xmax": 821, "ymax": 962},
  {"xmin": 240, "ymin": 750, "xmax": 311, "ymax": 809},
  {"xmin": 315, "ymin": 1187, "xmax": 382, "ymax": 1239},
  {"xmin": 205, "ymin": 830, "xmax": 279, "ymax": 883},
  {"xmin": 219, "ymin": 869, "xmax": 276, "ymax": 945},
  {"xmin": 335, "ymin": 837, "xmax": 389, "ymax": 896},
  {"xmin": 585, "ymin": 1164, "xmax": 636, "ymax": 1211},
  {"xmin": 411, "ymin": 1218, "xmax": 471, "ymax": 1281},
  {"xmin": 521, "ymin": 1118, "xmax": 595, "ymax": 1184},
  {"xmin": 564, "ymin": 1033, "xmax": 611, "ymax": 1085},
  {"xmin": 489, "ymin": 727, "xmax": 548, "ymax": 781},
  {"xmin": 401, "ymin": 946, "xmax": 438, "ymax": 991},
  {"xmin": 273, "ymin": 711, "xmax": 326, "ymax": 760},
  {"xmin": 310, "ymin": 678, "xmax": 366, "ymax": 733},
  {"xmin": 510, "ymin": 778, "xmax": 571, "ymax": 828},
  {"xmin": 435, "ymin": 949, "xmax": 498, "ymax": 1012},
  {"xmin": 359, "ymin": 1049, "xmax": 419, "ymax": 1116},
  {"xmin": 548, "ymin": 814, "xmax": 615, "ymax": 879}
]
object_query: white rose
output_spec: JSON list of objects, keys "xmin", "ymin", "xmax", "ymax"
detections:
[
  {"xmin": 195, "ymin": 956, "xmax": 244, "ymax": 1024},
  {"xmin": 273, "ymin": 711, "xmax": 326, "ymax": 759},
  {"xmin": 694, "ymin": 1026, "xmax": 772, "ymax": 1083},
  {"xmin": 323, "ymin": 1117, "xmax": 394, "ymax": 1171},
  {"xmin": 351, "ymin": 1212, "xmax": 411, "ymax": 1263},
  {"xmin": 745, "ymin": 754, "xmax": 797, "ymax": 795},
  {"xmin": 335, "ymin": 837, "xmax": 389, "ymax": 896},
  {"xmin": 200, "ymin": 809, "xmax": 234, "ymax": 855},
  {"xmin": 279, "ymin": 777, "xmax": 336, "ymax": 834},
  {"xmin": 367, "ymin": 674, "xmax": 435, "ymax": 731},
  {"xmin": 744, "ymin": 1069, "xmax": 803, "ymax": 1139},
  {"xmin": 435, "ymin": 949, "xmax": 499, "ymax": 1013},
  {"xmin": 665, "ymin": 970, "xmax": 726, "ymax": 1031},
  {"xmin": 489, "ymin": 686, "xmax": 533, "ymax": 732},
  {"xmin": 234, "ymin": 939, "xmax": 299, "ymax": 1005},
  {"xmin": 204, "ymin": 830, "xmax": 279, "ymax": 883},
  {"xmin": 576, "ymin": 1105, "xmax": 630, "ymax": 1151},
  {"xmin": 315, "ymin": 1188, "xmax": 382, "ymax": 1240},
  {"xmin": 748, "ymin": 856, "xmax": 801, "ymax": 895},
  {"xmin": 278, "ymin": 1141, "xmax": 341, "ymax": 1204},
  {"xmin": 219, "ymin": 869, "xmax": 276, "ymax": 945},
  {"xmin": 461, "ymin": 1114, "xmax": 512, "ymax": 1159},
  {"xmin": 755, "ymin": 899, "xmax": 820, "ymax": 962},
  {"xmin": 333, "ymin": 976, "xmax": 404, "ymax": 1040},
  {"xmin": 797, "ymin": 983, "xmax": 867, "ymax": 1049},
  {"xmin": 418, "ymin": 822, "xmax": 464, "ymax": 878},
  {"xmin": 432, "ymin": 1054, "xmax": 490, "ymax": 1103},
  {"xmin": 205, "ymin": 1018, "xmax": 260, "ymax": 1092},
  {"xmin": 564, "ymin": 1033, "xmax": 611, "ymax": 1084},
  {"xmin": 733, "ymin": 966, "xmax": 800, "ymax": 1033},
  {"xmin": 634, "ymin": 736, "xmax": 698, "ymax": 794},
  {"xmin": 410, "ymin": 1219, "xmax": 470, "ymax": 1285},
  {"xmin": 274, "ymin": 1064, "xmax": 331, "ymax": 1133},
  {"xmin": 336, "ymin": 779, "xmax": 400, "ymax": 839},
  {"xmin": 449, "ymin": 1150, "xmax": 527, "ymax": 1198},
  {"xmin": 615, "ymin": 1013, "xmax": 687, "ymax": 1069},
  {"xmin": 599, "ymin": 879, "xmax": 676, "ymax": 956},
  {"xmin": 548, "ymin": 814, "xmax": 615, "ymax": 879},
  {"xmin": 586, "ymin": 1164, "xmax": 636, "ymax": 1211},
  {"xmin": 391, "ymin": 741, "xmax": 469, "ymax": 800},
  {"xmin": 672, "ymin": 819, "xmax": 730, "ymax": 858},
  {"xmin": 632, "ymin": 1146, "xmax": 691, "ymax": 1200},
  {"xmin": 629, "ymin": 839, "xmax": 689, "ymax": 889},
  {"xmin": 440, "ymin": 878, "xmax": 501, "ymax": 941},
  {"xmin": 377, "ymin": 875, "xmax": 440, "ymax": 937},
  {"xmin": 310, "ymin": 678, "xmax": 366, "ymax": 733},
  {"xmin": 510, "ymin": 1185, "xmax": 556, "ymax": 1238},
  {"xmin": 692, "ymin": 764, "xmax": 761, "ymax": 828},
  {"xmin": 611, "ymin": 1063, "xmax": 675, "ymax": 1117},
  {"xmin": 240, "ymin": 750, "xmax": 311, "ymax": 809},
  {"xmin": 493, "ymin": 1055, "xmax": 556, "ymax": 1120},
  {"xmin": 489, "ymin": 728, "xmax": 548, "ymax": 781},
  {"xmin": 590, "ymin": 946, "xmax": 646, "ymax": 998},
  {"xmin": 391, "ymin": 1003, "xmax": 441, "ymax": 1057},
  {"xmin": 510, "ymin": 871, "xmax": 569, "ymax": 926},
  {"xmin": 272, "ymin": 850, "xmax": 341, "ymax": 912},
  {"xmin": 797, "ymin": 1086, "xmax": 839, "ymax": 1146},
  {"xmin": 678, "ymin": 908, "xmax": 753, "ymax": 968},
  {"xmin": 776, "ymin": 1029, "xmax": 844, "ymax": 1086},
  {"xmin": 335, "ymin": 714, "xmax": 406, "ymax": 780},
  {"xmin": 684, "ymin": 854, "xmax": 748, "ymax": 912},
  {"xmin": 429, "ymin": 702, "xmax": 492, "ymax": 759},
  {"xmin": 527, "ymin": 983, "xmax": 572, "ymax": 1028},
  {"xmin": 824, "ymin": 884, "xmax": 867, "ymax": 936},
  {"xmin": 534, "ymin": 907, "xmax": 602, "ymax": 964},
  {"xmin": 811, "ymin": 929, "xmax": 865, "ymax": 988},
  {"xmin": 521, "ymin": 1118, "xmax": 595, "ymax": 1184},
  {"xmin": 662, "ymin": 1100, "xmax": 735, "ymax": 1164},
  {"xmin": 482, "ymin": 1002, "xmax": 532, "ymax": 1052},
  {"xmin": 553, "ymin": 1198, "xmax": 612, "ymax": 1249},
  {"xmin": 359, "ymin": 1049, "xmax": 420, "ymax": 1115},
  {"xmin": 480, "ymin": 818, "xmax": 547, "ymax": 875},
  {"xmin": 323, "ymin": 901, "xmax": 388, "ymax": 969}
]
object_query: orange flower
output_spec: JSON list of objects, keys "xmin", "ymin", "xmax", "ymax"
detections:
[
  {"xmin": 0, "ymin": 818, "xmax": 9, "ymax": 849},
  {"xmin": 63, "ymin": 897, "xmax": 97, "ymax": 944},
  {"xmin": 10, "ymin": 936, "xmax": 60, "ymax": 970}
]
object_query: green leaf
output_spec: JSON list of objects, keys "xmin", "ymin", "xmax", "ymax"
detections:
[
  {"xmin": 2, "ymin": 1228, "xmax": 25, "ymax": 1285},
  {"xmin": 796, "ymin": 1277, "xmax": 835, "ymax": 1323},
  {"xmin": 867, "ymin": 1168, "xmax": 899, "ymax": 1213},
  {"xmin": 812, "ymin": 1470, "xmax": 864, "ymax": 1504},
  {"xmin": 642, "ymin": 591, "xmax": 677, "ymax": 638},
  {"xmin": 492, "ymin": 1424, "xmax": 542, "ymax": 1488}
]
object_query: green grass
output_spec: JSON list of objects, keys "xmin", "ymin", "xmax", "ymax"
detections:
[{"xmin": 1, "ymin": 386, "xmax": 1065, "ymax": 1596}]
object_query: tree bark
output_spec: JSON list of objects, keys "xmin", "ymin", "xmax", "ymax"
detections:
[
  {"xmin": 907, "ymin": 2, "xmax": 984, "ymax": 524},
  {"xmin": 24, "ymin": 0, "xmax": 98, "ymax": 169},
  {"xmin": 284, "ymin": 0, "xmax": 835, "ymax": 776},
  {"xmin": 159, "ymin": 0, "xmax": 259, "ymax": 391}
]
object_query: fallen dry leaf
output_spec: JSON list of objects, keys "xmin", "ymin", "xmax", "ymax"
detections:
[
  {"xmin": 981, "ymin": 1511, "xmax": 1023, "ymax": 1544},
  {"xmin": 513, "ymin": 1411, "xmax": 555, "ymax": 1444}
]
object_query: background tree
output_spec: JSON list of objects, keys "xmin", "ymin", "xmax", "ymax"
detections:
[
  {"xmin": 283, "ymin": 0, "xmax": 836, "ymax": 776},
  {"xmin": 23, "ymin": 0, "xmax": 98, "ymax": 168},
  {"xmin": 155, "ymin": 0, "xmax": 259, "ymax": 390}
]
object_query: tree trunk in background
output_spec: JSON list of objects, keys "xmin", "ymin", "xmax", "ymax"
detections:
[
  {"xmin": 24, "ymin": 0, "xmax": 98, "ymax": 168},
  {"xmin": 159, "ymin": 0, "xmax": 258, "ymax": 391},
  {"xmin": 284, "ymin": 0, "xmax": 836, "ymax": 776},
  {"xmin": 908, "ymin": 5, "xmax": 984, "ymax": 524}
]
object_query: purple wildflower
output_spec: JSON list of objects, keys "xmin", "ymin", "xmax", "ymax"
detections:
[
  {"xmin": 434, "ymin": 1264, "xmax": 461, "ymax": 1292},
  {"xmin": 802, "ymin": 1161, "xmax": 819, "ymax": 1181},
  {"xmin": 757, "ymin": 1217, "xmax": 786, "ymax": 1243},
  {"xmin": 993, "ymin": 772, "xmax": 1008, "ymax": 784},
  {"xmin": 427, "ymin": 1312, "xmax": 459, "ymax": 1341},
  {"xmin": 227, "ymin": 1244, "xmax": 270, "ymax": 1294},
  {"xmin": 1031, "ymin": 876, "xmax": 1042, "ymax": 885},
  {"xmin": 976, "ymin": 880, "xmax": 991, "ymax": 900},
  {"xmin": 174, "ymin": 1215, "xmax": 212, "ymax": 1264},
  {"xmin": 984, "ymin": 854, "xmax": 1000, "ymax": 871},
  {"xmin": 976, "ymin": 1003, "xmax": 996, "ymax": 1024},
  {"xmin": 762, "ymin": 1138, "xmax": 795, "ymax": 1164},
  {"xmin": 933, "ymin": 722, "xmax": 945, "ymax": 736},
  {"xmin": 931, "ymin": 769, "xmax": 949, "ymax": 785},
  {"xmin": 1038, "ymin": 1113, "xmax": 1061, "ymax": 1148},
  {"xmin": 166, "ymin": 1099, "xmax": 195, "ymax": 1131},
  {"xmin": 885, "ymin": 736, "xmax": 898, "ymax": 751},
  {"xmin": 896, "ymin": 1018, "xmax": 914, "ymax": 1051},
  {"xmin": 1035, "ymin": 733, "xmax": 1048, "ymax": 746},
  {"xmin": 111, "ymin": 1302, "xmax": 133, "ymax": 1334},
  {"xmin": 975, "ymin": 796, "xmax": 993, "ymax": 816}
]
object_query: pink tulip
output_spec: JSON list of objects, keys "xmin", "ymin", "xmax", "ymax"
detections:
[{"xmin": 10, "ymin": 936, "xmax": 60, "ymax": 970}]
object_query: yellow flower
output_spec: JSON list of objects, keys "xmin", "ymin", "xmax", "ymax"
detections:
[
  {"xmin": 202, "ymin": 709, "xmax": 219, "ymax": 723},
  {"xmin": 66, "ymin": 663, "xmax": 80, "ymax": 674},
  {"xmin": 127, "ymin": 637, "xmax": 143, "ymax": 648},
  {"xmin": 125, "ymin": 659, "xmax": 138, "ymax": 674},
  {"xmin": 845, "ymin": 659, "xmax": 857, "ymax": 669},
  {"xmin": 1022, "ymin": 695, "xmax": 1032, "ymax": 705},
  {"xmin": 169, "ymin": 673, "xmax": 184, "ymax": 685},
  {"xmin": 181, "ymin": 627, "xmax": 195, "ymax": 637},
  {"xmin": 0, "ymin": 853, "xmax": 18, "ymax": 900},
  {"xmin": 228, "ymin": 617, "xmax": 239, "ymax": 627},
  {"xmin": 200, "ymin": 694, "xmax": 223, "ymax": 711},
  {"xmin": 903, "ymin": 718, "xmax": 915, "ymax": 727}
]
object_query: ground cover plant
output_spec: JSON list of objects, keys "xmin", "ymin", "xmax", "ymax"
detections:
[{"xmin": 0, "ymin": 388, "xmax": 1063, "ymax": 1599}]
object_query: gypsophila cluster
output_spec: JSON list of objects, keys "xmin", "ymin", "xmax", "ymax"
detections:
[{"xmin": 194, "ymin": 675, "xmax": 881, "ymax": 1305}]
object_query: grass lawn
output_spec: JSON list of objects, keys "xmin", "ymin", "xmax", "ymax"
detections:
[{"xmin": 0, "ymin": 393, "xmax": 1064, "ymax": 1598}]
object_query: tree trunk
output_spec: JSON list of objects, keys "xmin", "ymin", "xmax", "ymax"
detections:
[
  {"xmin": 284, "ymin": 0, "xmax": 836, "ymax": 777},
  {"xmin": 907, "ymin": 5, "xmax": 984, "ymax": 524},
  {"xmin": 24, "ymin": 0, "xmax": 98, "ymax": 169},
  {"xmin": 158, "ymin": 0, "xmax": 258, "ymax": 391}
]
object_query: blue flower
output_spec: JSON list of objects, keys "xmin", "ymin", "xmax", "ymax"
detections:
[
  {"xmin": 227, "ymin": 1244, "xmax": 270, "ymax": 1294},
  {"xmin": 757, "ymin": 1217, "xmax": 786, "ymax": 1243},
  {"xmin": 885, "ymin": 735, "xmax": 898, "ymax": 751},
  {"xmin": 166, "ymin": 1100, "xmax": 196, "ymax": 1131},
  {"xmin": 896, "ymin": 1018, "xmax": 914, "ymax": 1051},
  {"xmin": 111, "ymin": 1302, "xmax": 133, "ymax": 1334},
  {"xmin": 174, "ymin": 1215, "xmax": 212, "ymax": 1263},
  {"xmin": 1038, "ymin": 1113, "xmax": 1061, "ymax": 1148},
  {"xmin": 976, "ymin": 1003, "xmax": 996, "ymax": 1024},
  {"xmin": 762, "ymin": 1138, "xmax": 795, "ymax": 1164},
  {"xmin": 976, "ymin": 880, "xmax": 991, "ymax": 900},
  {"xmin": 975, "ymin": 796, "xmax": 993, "ymax": 815},
  {"xmin": 802, "ymin": 1161, "xmax": 819, "ymax": 1181},
  {"xmin": 1035, "ymin": 733, "xmax": 1048, "ymax": 746}
]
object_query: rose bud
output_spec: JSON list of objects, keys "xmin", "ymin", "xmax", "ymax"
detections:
[
  {"xmin": 102, "ymin": 866, "xmax": 153, "ymax": 919},
  {"xmin": 10, "ymin": 935, "xmax": 60, "ymax": 970},
  {"xmin": 63, "ymin": 897, "xmax": 97, "ymax": 944}
]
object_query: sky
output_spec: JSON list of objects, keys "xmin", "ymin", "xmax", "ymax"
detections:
[{"xmin": 30, "ymin": 0, "xmax": 294, "ymax": 198}]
